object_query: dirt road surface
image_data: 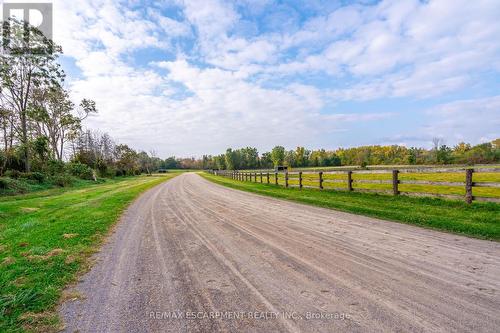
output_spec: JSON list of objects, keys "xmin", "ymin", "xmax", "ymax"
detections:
[{"xmin": 60, "ymin": 173, "xmax": 500, "ymax": 333}]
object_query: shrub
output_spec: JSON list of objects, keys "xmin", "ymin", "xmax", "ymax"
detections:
[
  {"xmin": 52, "ymin": 174, "xmax": 74, "ymax": 187},
  {"xmin": 19, "ymin": 172, "xmax": 46, "ymax": 183},
  {"xmin": 5, "ymin": 169, "xmax": 21, "ymax": 179},
  {"xmin": 28, "ymin": 172, "xmax": 46, "ymax": 183},
  {"xmin": 66, "ymin": 162, "xmax": 94, "ymax": 180},
  {"xmin": 0, "ymin": 177, "xmax": 29, "ymax": 194},
  {"xmin": 47, "ymin": 160, "xmax": 66, "ymax": 176}
]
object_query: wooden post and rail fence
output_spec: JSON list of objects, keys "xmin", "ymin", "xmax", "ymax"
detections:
[{"xmin": 208, "ymin": 167, "xmax": 500, "ymax": 204}]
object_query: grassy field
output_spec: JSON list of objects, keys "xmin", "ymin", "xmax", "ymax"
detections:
[
  {"xmin": 241, "ymin": 169, "xmax": 500, "ymax": 198},
  {"xmin": 201, "ymin": 172, "xmax": 500, "ymax": 240},
  {"xmin": 242, "ymin": 164, "xmax": 500, "ymax": 172},
  {"xmin": 0, "ymin": 174, "xmax": 178, "ymax": 332}
]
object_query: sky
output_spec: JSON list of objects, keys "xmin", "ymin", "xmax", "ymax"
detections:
[{"xmin": 14, "ymin": 0, "xmax": 500, "ymax": 156}]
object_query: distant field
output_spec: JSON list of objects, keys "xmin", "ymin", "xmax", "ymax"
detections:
[
  {"xmin": 0, "ymin": 174, "xmax": 178, "ymax": 332},
  {"xmin": 241, "ymin": 164, "xmax": 500, "ymax": 172},
  {"xmin": 237, "ymin": 166, "xmax": 500, "ymax": 199}
]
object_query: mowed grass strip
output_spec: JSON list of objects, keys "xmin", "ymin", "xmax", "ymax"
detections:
[
  {"xmin": 201, "ymin": 173, "xmax": 500, "ymax": 241},
  {"xmin": 0, "ymin": 174, "xmax": 178, "ymax": 332}
]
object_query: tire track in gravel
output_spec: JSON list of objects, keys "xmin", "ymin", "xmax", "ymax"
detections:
[
  {"xmin": 171, "ymin": 176, "xmax": 499, "ymax": 331},
  {"xmin": 179, "ymin": 178, "xmax": 500, "ymax": 314},
  {"xmin": 60, "ymin": 173, "xmax": 500, "ymax": 333}
]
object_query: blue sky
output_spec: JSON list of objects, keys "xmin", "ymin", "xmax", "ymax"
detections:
[{"xmin": 47, "ymin": 0, "xmax": 500, "ymax": 157}]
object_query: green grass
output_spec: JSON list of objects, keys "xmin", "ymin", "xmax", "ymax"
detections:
[
  {"xmin": 242, "ymin": 170, "xmax": 500, "ymax": 198},
  {"xmin": 0, "ymin": 177, "xmax": 101, "ymax": 197},
  {"xmin": 201, "ymin": 172, "xmax": 500, "ymax": 241},
  {"xmin": 0, "ymin": 174, "xmax": 178, "ymax": 332}
]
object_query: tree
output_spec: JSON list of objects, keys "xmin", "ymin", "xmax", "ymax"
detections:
[
  {"xmin": 163, "ymin": 157, "xmax": 178, "ymax": 169},
  {"xmin": 240, "ymin": 147, "xmax": 259, "ymax": 169},
  {"xmin": 0, "ymin": 18, "xmax": 65, "ymax": 171},
  {"xmin": 284, "ymin": 150, "xmax": 295, "ymax": 167},
  {"xmin": 271, "ymin": 146, "xmax": 285, "ymax": 167},
  {"xmin": 33, "ymin": 135, "xmax": 49, "ymax": 162},
  {"xmin": 214, "ymin": 154, "xmax": 226, "ymax": 170},
  {"xmin": 114, "ymin": 144, "xmax": 139, "ymax": 175},
  {"xmin": 29, "ymin": 86, "xmax": 96, "ymax": 160},
  {"xmin": 491, "ymin": 138, "xmax": 499, "ymax": 149},
  {"xmin": 407, "ymin": 147, "xmax": 418, "ymax": 165},
  {"xmin": 0, "ymin": 107, "xmax": 15, "ymax": 174},
  {"xmin": 138, "ymin": 151, "xmax": 152, "ymax": 174},
  {"xmin": 432, "ymin": 138, "xmax": 444, "ymax": 163},
  {"xmin": 436, "ymin": 145, "xmax": 452, "ymax": 164},
  {"xmin": 294, "ymin": 146, "xmax": 309, "ymax": 167},
  {"xmin": 225, "ymin": 148, "xmax": 237, "ymax": 170},
  {"xmin": 260, "ymin": 152, "xmax": 273, "ymax": 169},
  {"xmin": 71, "ymin": 130, "xmax": 116, "ymax": 176}
]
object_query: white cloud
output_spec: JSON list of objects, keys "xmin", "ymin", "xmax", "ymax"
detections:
[
  {"xmin": 47, "ymin": 0, "xmax": 500, "ymax": 155},
  {"xmin": 424, "ymin": 96, "xmax": 500, "ymax": 143}
]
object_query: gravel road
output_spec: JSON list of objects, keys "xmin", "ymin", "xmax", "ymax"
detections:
[{"xmin": 60, "ymin": 173, "xmax": 500, "ymax": 333}]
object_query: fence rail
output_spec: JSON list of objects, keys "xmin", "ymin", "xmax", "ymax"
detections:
[{"xmin": 208, "ymin": 167, "xmax": 500, "ymax": 204}]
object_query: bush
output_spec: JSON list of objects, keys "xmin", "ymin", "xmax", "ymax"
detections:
[
  {"xmin": 19, "ymin": 172, "xmax": 46, "ymax": 183},
  {"xmin": 29, "ymin": 172, "xmax": 46, "ymax": 183},
  {"xmin": 47, "ymin": 160, "xmax": 65, "ymax": 176},
  {"xmin": 66, "ymin": 162, "xmax": 94, "ymax": 180},
  {"xmin": 51, "ymin": 174, "xmax": 74, "ymax": 187},
  {"xmin": 0, "ymin": 177, "xmax": 29, "ymax": 194},
  {"xmin": 5, "ymin": 169, "xmax": 21, "ymax": 179}
]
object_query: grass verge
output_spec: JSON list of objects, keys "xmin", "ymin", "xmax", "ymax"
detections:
[
  {"xmin": 0, "ymin": 174, "xmax": 178, "ymax": 332},
  {"xmin": 201, "ymin": 173, "xmax": 500, "ymax": 241}
]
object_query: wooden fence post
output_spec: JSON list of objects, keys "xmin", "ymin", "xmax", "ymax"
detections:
[
  {"xmin": 392, "ymin": 170, "xmax": 399, "ymax": 195},
  {"xmin": 260, "ymin": 172, "xmax": 263, "ymax": 183},
  {"xmin": 319, "ymin": 171, "xmax": 323, "ymax": 190},
  {"xmin": 347, "ymin": 171, "xmax": 353, "ymax": 191},
  {"xmin": 299, "ymin": 171, "xmax": 303, "ymax": 189},
  {"xmin": 267, "ymin": 173, "xmax": 270, "ymax": 184},
  {"xmin": 285, "ymin": 171, "xmax": 289, "ymax": 188},
  {"xmin": 465, "ymin": 169, "xmax": 474, "ymax": 204},
  {"xmin": 275, "ymin": 172, "xmax": 278, "ymax": 185}
]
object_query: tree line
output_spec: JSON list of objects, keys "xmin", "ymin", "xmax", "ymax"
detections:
[
  {"xmin": 201, "ymin": 139, "xmax": 500, "ymax": 170},
  {"xmin": 0, "ymin": 19, "xmax": 160, "ymax": 185}
]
